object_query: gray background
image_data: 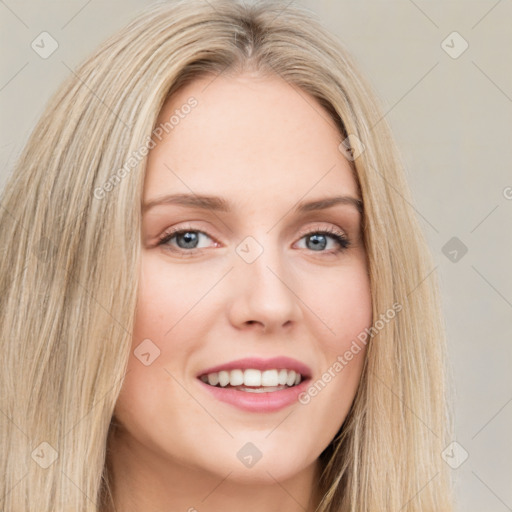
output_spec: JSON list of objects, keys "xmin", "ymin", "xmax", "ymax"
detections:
[{"xmin": 1, "ymin": 1, "xmax": 511, "ymax": 510}]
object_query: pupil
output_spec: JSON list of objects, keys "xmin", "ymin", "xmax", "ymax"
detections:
[
  {"xmin": 178, "ymin": 232, "xmax": 198, "ymax": 249},
  {"xmin": 307, "ymin": 234, "xmax": 326, "ymax": 251}
]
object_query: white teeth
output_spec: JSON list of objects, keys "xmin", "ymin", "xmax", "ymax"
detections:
[
  {"xmin": 243, "ymin": 369, "xmax": 261, "ymax": 387},
  {"xmin": 230, "ymin": 369, "xmax": 244, "ymax": 386},
  {"xmin": 261, "ymin": 369, "xmax": 278, "ymax": 387},
  {"xmin": 207, "ymin": 373, "xmax": 219, "ymax": 386},
  {"xmin": 277, "ymin": 369, "xmax": 288, "ymax": 385},
  {"xmin": 238, "ymin": 386, "xmax": 284, "ymax": 393},
  {"xmin": 286, "ymin": 370, "xmax": 296, "ymax": 387},
  {"xmin": 218, "ymin": 370, "xmax": 230, "ymax": 387},
  {"xmin": 200, "ymin": 368, "xmax": 304, "ymax": 389}
]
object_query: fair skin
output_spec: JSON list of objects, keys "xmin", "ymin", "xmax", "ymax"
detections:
[{"xmin": 109, "ymin": 71, "xmax": 372, "ymax": 512}]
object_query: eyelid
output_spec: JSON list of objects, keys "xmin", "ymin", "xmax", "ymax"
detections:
[
  {"xmin": 157, "ymin": 224, "xmax": 219, "ymax": 247},
  {"xmin": 295, "ymin": 223, "xmax": 347, "ymax": 239}
]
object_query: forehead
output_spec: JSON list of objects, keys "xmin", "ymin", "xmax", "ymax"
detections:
[{"xmin": 144, "ymin": 73, "xmax": 359, "ymax": 205}]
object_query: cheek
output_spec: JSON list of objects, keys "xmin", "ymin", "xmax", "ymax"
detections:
[
  {"xmin": 295, "ymin": 261, "xmax": 371, "ymax": 427},
  {"xmin": 304, "ymin": 260, "xmax": 372, "ymax": 347},
  {"xmin": 328, "ymin": 266, "xmax": 371, "ymax": 386},
  {"xmin": 121, "ymin": 256, "xmax": 193, "ymax": 421},
  {"xmin": 132, "ymin": 253, "xmax": 208, "ymax": 342}
]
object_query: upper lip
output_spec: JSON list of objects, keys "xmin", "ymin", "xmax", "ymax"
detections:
[{"xmin": 197, "ymin": 357, "xmax": 312, "ymax": 379}]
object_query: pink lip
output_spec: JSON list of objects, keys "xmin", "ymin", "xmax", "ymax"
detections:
[
  {"xmin": 196, "ymin": 356, "xmax": 312, "ymax": 413},
  {"xmin": 197, "ymin": 377, "xmax": 310, "ymax": 413},
  {"xmin": 197, "ymin": 356, "xmax": 312, "ymax": 379}
]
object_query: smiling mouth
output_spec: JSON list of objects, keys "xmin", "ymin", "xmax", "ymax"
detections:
[{"xmin": 199, "ymin": 368, "xmax": 304, "ymax": 393}]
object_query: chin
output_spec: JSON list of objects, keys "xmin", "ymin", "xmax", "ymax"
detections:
[{"xmin": 186, "ymin": 435, "xmax": 319, "ymax": 484}]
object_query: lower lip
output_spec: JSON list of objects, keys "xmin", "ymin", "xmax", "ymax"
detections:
[{"xmin": 197, "ymin": 379, "xmax": 310, "ymax": 413}]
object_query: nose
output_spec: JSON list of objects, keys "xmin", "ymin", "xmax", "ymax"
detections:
[{"xmin": 226, "ymin": 240, "xmax": 304, "ymax": 334}]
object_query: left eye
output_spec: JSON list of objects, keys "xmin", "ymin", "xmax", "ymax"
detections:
[
  {"xmin": 158, "ymin": 228, "xmax": 349, "ymax": 253},
  {"xmin": 296, "ymin": 231, "xmax": 349, "ymax": 252}
]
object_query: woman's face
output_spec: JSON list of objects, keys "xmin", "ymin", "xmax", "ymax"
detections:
[{"xmin": 113, "ymin": 72, "xmax": 372, "ymax": 484}]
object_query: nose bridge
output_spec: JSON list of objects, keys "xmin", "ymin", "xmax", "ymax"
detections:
[{"xmin": 228, "ymin": 231, "xmax": 302, "ymax": 330}]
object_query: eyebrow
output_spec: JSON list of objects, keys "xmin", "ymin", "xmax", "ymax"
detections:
[{"xmin": 142, "ymin": 193, "xmax": 363, "ymax": 215}]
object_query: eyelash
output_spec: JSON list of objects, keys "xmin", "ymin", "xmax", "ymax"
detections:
[{"xmin": 157, "ymin": 224, "xmax": 351, "ymax": 257}]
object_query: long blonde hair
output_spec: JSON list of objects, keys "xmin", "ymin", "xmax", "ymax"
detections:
[{"xmin": 0, "ymin": 1, "xmax": 453, "ymax": 510}]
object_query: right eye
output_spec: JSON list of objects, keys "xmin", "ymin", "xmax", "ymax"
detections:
[{"xmin": 157, "ymin": 227, "xmax": 219, "ymax": 254}]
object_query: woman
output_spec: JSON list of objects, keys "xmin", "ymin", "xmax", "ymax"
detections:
[{"xmin": 0, "ymin": 1, "xmax": 454, "ymax": 510}]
